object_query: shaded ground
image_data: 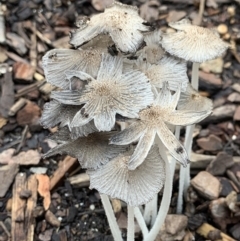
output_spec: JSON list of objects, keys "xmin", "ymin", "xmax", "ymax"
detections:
[{"xmin": 0, "ymin": 0, "xmax": 240, "ymax": 240}]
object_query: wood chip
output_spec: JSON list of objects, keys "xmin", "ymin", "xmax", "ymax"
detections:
[
  {"xmin": 11, "ymin": 173, "xmax": 27, "ymax": 241},
  {"xmin": 13, "ymin": 62, "xmax": 35, "ymax": 81},
  {"xmin": 0, "ymin": 164, "xmax": 19, "ymax": 197},
  {"xmin": 16, "ymin": 100, "xmax": 41, "ymax": 126},
  {"xmin": 197, "ymin": 223, "xmax": 236, "ymax": 241},
  {"xmin": 36, "ymin": 174, "xmax": 51, "ymax": 210},
  {"xmin": 50, "ymin": 156, "xmax": 77, "ymax": 190},
  {"xmin": 0, "ymin": 149, "xmax": 41, "ymax": 165},
  {"xmin": 25, "ymin": 175, "xmax": 38, "ymax": 241},
  {"xmin": 67, "ymin": 173, "xmax": 90, "ymax": 188}
]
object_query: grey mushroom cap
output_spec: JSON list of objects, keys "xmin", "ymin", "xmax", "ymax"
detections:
[
  {"xmin": 70, "ymin": 1, "xmax": 153, "ymax": 53},
  {"xmin": 87, "ymin": 145, "xmax": 165, "ymax": 207},
  {"xmin": 161, "ymin": 18, "xmax": 229, "ymax": 63}
]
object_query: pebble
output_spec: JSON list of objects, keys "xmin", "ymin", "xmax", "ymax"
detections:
[
  {"xmin": 204, "ymin": 105, "xmax": 236, "ymax": 123},
  {"xmin": 219, "ymin": 178, "xmax": 235, "ymax": 197},
  {"xmin": 199, "ymin": 71, "xmax": 222, "ymax": 86},
  {"xmin": 206, "ymin": 152, "xmax": 234, "ymax": 176},
  {"xmin": 217, "ymin": 24, "xmax": 228, "ymax": 35},
  {"xmin": 197, "ymin": 134, "xmax": 223, "ymax": 152},
  {"xmin": 232, "ymin": 83, "xmax": 240, "ymax": 93},
  {"xmin": 200, "ymin": 58, "xmax": 223, "ymax": 74},
  {"xmin": 45, "ymin": 210, "xmax": 61, "ymax": 227},
  {"xmin": 165, "ymin": 215, "xmax": 188, "ymax": 235},
  {"xmin": 166, "ymin": 10, "xmax": 186, "ymax": 23},
  {"xmin": 234, "ymin": 106, "xmax": 240, "ymax": 121},
  {"xmin": 227, "ymin": 92, "xmax": 240, "ymax": 102},
  {"xmin": 230, "ymin": 223, "xmax": 240, "ymax": 240},
  {"xmin": 191, "ymin": 171, "xmax": 221, "ymax": 200},
  {"xmin": 89, "ymin": 204, "xmax": 95, "ymax": 211},
  {"xmin": 30, "ymin": 167, "xmax": 48, "ymax": 174},
  {"xmin": 209, "ymin": 198, "xmax": 230, "ymax": 219}
]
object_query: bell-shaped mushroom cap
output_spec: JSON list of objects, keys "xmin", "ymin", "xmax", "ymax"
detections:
[
  {"xmin": 87, "ymin": 145, "xmax": 165, "ymax": 206},
  {"xmin": 70, "ymin": 1, "xmax": 152, "ymax": 53},
  {"xmin": 44, "ymin": 131, "xmax": 127, "ymax": 169},
  {"xmin": 161, "ymin": 19, "xmax": 229, "ymax": 63},
  {"xmin": 135, "ymin": 56, "xmax": 188, "ymax": 92},
  {"xmin": 40, "ymin": 100, "xmax": 80, "ymax": 129},
  {"xmin": 178, "ymin": 83, "xmax": 213, "ymax": 112},
  {"xmin": 138, "ymin": 30, "xmax": 165, "ymax": 64},
  {"xmin": 40, "ymin": 101, "xmax": 97, "ymax": 138},
  {"xmin": 42, "ymin": 48, "xmax": 103, "ymax": 89}
]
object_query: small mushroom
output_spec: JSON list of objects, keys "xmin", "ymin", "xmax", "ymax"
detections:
[
  {"xmin": 87, "ymin": 145, "xmax": 165, "ymax": 206},
  {"xmin": 70, "ymin": 1, "xmax": 153, "ymax": 53}
]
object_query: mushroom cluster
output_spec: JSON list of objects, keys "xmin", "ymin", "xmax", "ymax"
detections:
[{"xmin": 41, "ymin": 1, "xmax": 228, "ymax": 240}]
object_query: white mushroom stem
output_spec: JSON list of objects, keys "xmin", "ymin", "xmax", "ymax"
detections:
[
  {"xmin": 143, "ymin": 194, "xmax": 157, "ymax": 227},
  {"xmin": 134, "ymin": 207, "xmax": 149, "ymax": 238},
  {"xmin": 177, "ymin": 61, "xmax": 200, "ymax": 213},
  {"xmin": 0, "ymin": 4, "xmax": 5, "ymax": 43},
  {"xmin": 177, "ymin": 125, "xmax": 194, "ymax": 213},
  {"xmin": 191, "ymin": 62, "xmax": 200, "ymax": 89},
  {"xmin": 144, "ymin": 138, "xmax": 172, "ymax": 241},
  {"xmin": 127, "ymin": 206, "xmax": 135, "ymax": 241},
  {"xmin": 100, "ymin": 194, "xmax": 123, "ymax": 241}
]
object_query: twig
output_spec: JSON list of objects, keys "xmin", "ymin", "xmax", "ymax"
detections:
[
  {"xmin": 50, "ymin": 156, "xmax": 78, "ymax": 190},
  {"xmin": 14, "ymin": 125, "xmax": 29, "ymax": 155},
  {"xmin": 196, "ymin": 223, "xmax": 236, "ymax": 241},
  {"xmin": 8, "ymin": 98, "xmax": 27, "ymax": 116},
  {"xmin": 15, "ymin": 81, "xmax": 46, "ymax": 98},
  {"xmin": 0, "ymin": 221, "xmax": 10, "ymax": 237}
]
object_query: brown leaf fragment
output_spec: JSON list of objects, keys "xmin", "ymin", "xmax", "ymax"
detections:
[
  {"xmin": 0, "ymin": 66, "xmax": 14, "ymax": 117},
  {"xmin": 36, "ymin": 174, "xmax": 51, "ymax": 210},
  {"xmin": 0, "ymin": 164, "xmax": 19, "ymax": 197},
  {"xmin": 13, "ymin": 62, "xmax": 35, "ymax": 81},
  {"xmin": 16, "ymin": 100, "xmax": 41, "ymax": 126}
]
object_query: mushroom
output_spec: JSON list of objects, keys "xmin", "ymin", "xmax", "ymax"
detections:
[
  {"xmin": 51, "ymin": 54, "xmax": 154, "ymax": 132},
  {"xmin": 134, "ymin": 56, "xmax": 188, "ymax": 92},
  {"xmin": 161, "ymin": 18, "xmax": 229, "ymax": 89},
  {"xmin": 161, "ymin": 19, "xmax": 229, "ymax": 214},
  {"xmin": 44, "ymin": 130, "xmax": 127, "ymax": 169},
  {"xmin": 178, "ymin": 83, "xmax": 213, "ymax": 112},
  {"xmin": 70, "ymin": 1, "xmax": 153, "ymax": 53},
  {"xmin": 138, "ymin": 30, "xmax": 165, "ymax": 64},
  {"xmin": 87, "ymin": 145, "xmax": 165, "ymax": 207},
  {"xmin": 42, "ymin": 48, "xmax": 105, "ymax": 89}
]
